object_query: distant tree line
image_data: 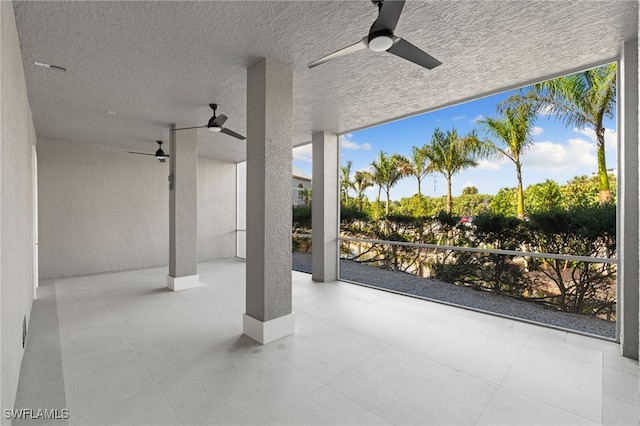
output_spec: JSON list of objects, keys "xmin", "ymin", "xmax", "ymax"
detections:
[{"xmin": 340, "ymin": 173, "xmax": 616, "ymax": 220}]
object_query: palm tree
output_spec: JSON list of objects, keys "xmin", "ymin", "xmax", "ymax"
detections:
[
  {"xmin": 299, "ymin": 187, "xmax": 312, "ymax": 206},
  {"xmin": 370, "ymin": 151, "xmax": 384, "ymax": 204},
  {"xmin": 504, "ymin": 63, "xmax": 616, "ymax": 203},
  {"xmin": 397, "ymin": 145, "xmax": 430, "ymax": 197},
  {"xmin": 370, "ymin": 151, "xmax": 405, "ymax": 215},
  {"xmin": 340, "ymin": 161, "xmax": 354, "ymax": 206},
  {"xmin": 480, "ymin": 104, "xmax": 537, "ymax": 219},
  {"xmin": 425, "ymin": 127, "xmax": 490, "ymax": 214},
  {"xmin": 353, "ymin": 170, "xmax": 373, "ymax": 211}
]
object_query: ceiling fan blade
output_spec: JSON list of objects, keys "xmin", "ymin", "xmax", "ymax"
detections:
[
  {"xmin": 308, "ymin": 37, "xmax": 368, "ymax": 68},
  {"xmin": 127, "ymin": 151, "xmax": 155, "ymax": 156},
  {"xmin": 220, "ymin": 127, "xmax": 246, "ymax": 140},
  {"xmin": 370, "ymin": 0, "xmax": 406, "ymax": 33},
  {"xmin": 173, "ymin": 124, "xmax": 208, "ymax": 131},
  {"xmin": 212, "ymin": 114, "xmax": 228, "ymax": 127},
  {"xmin": 387, "ymin": 37, "xmax": 441, "ymax": 69}
]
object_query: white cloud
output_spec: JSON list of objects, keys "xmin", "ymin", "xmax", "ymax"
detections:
[
  {"xmin": 452, "ymin": 115, "xmax": 467, "ymax": 122},
  {"xmin": 573, "ymin": 127, "xmax": 617, "ymax": 152},
  {"xmin": 292, "ymin": 144, "xmax": 312, "ymax": 163},
  {"xmin": 522, "ymin": 139, "xmax": 596, "ymax": 172},
  {"xmin": 476, "ymin": 157, "xmax": 507, "ymax": 170},
  {"xmin": 531, "ymin": 126, "xmax": 543, "ymax": 136},
  {"xmin": 471, "ymin": 114, "xmax": 484, "ymax": 123},
  {"xmin": 573, "ymin": 127, "xmax": 593, "ymax": 139},
  {"xmin": 342, "ymin": 140, "xmax": 372, "ymax": 150},
  {"xmin": 340, "ymin": 133, "xmax": 372, "ymax": 150}
]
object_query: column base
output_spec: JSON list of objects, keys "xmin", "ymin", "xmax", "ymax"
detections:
[
  {"xmin": 167, "ymin": 274, "xmax": 200, "ymax": 291},
  {"xmin": 243, "ymin": 312, "xmax": 295, "ymax": 344}
]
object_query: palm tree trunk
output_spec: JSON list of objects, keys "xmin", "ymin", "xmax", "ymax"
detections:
[
  {"xmin": 516, "ymin": 163, "xmax": 525, "ymax": 220},
  {"xmin": 417, "ymin": 178, "xmax": 422, "ymax": 197},
  {"xmin": 596, "ymin": 127, "xmax": 612, "ymax": 204},
  {"xmin": 385, "ymin": 188, "xmax": 390, "ymax": 215},
  {"xmin": 446, "ymin": 177, "xmax": 453, "ymax": 214}
]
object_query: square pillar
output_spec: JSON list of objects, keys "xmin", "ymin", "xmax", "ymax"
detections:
[
  {"xmin": 620, "ymin": 38, "xmax": 639, "ymax": 359},
  {"xmin": 167, "ymin": 125, "xmax": 200, "ymax": 291},
  {"xmin": 243, "ymin": 58, "xmax": 294, "ymax": 344},
  {"xmin": 312, "ymin": 131, "xmax": 339, "ymax": 282}
]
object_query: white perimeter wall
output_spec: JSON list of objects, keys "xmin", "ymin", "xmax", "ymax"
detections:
[
  {"xmin": 37, "ymin": 138, "xmax": 237, "ymax": 279},
  {"xmin": 1, "ymin": 0, "xmax": 37, "ymax": 415}
]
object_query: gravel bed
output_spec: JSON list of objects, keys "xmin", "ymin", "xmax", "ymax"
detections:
[{"xmin": 292, "ymin": 251, "xmax": 616, "ymax": 339}]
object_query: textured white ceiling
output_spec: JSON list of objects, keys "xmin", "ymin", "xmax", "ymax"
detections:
[{"xmin": 13, "ymin": 0, "xmax": 638, "ymax": 162}]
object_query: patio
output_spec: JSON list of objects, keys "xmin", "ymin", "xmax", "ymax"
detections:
[{"xmin": 14, "ymin": 259, "xmax": 639, "ymax": 425}]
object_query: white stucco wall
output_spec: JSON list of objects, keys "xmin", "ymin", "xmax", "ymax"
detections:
[
  {"xmin": 198, "ymin": 157, "xmax": 237, "ymax": 262},
  {"xmin": 1, "ymin": 0, "xmax": 37, "ymax": 416},
  {"xmin": 37, "ymin": 138, "xmax": 237, "ymax": 279}
]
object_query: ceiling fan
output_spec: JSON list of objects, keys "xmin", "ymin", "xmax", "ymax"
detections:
[
  {"xmin": 173, "ymin": 104, "xmax": 246, "ymax": 140},
  {"xmin": 308, "ymin": 0, "xmax": 441, "ymax": 70},
  {"xmin": 127, "ymin": 141, "xmax": 169, "ymax": 163}
]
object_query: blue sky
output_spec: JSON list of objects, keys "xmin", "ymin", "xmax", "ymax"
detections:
[{"xmin": 293, "ymin": 83, "xmax": 617, "ymax": 201}]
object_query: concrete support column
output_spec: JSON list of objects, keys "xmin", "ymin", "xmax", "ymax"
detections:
[
  {"xmin": 312, "ymin": 131, "xmax": 339, "ymax": 282},
  {"xmin": 243, "ymin": 58, "xmax": 295, "ymax": 344},
  {"xmin": 167, "ymin": 125, "xmax": 200, "ymax": 291},
  {"xmin": 619, "ymin": 38, "xmax": 639, "ymax": 359}
]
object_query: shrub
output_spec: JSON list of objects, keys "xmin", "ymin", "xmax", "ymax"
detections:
[{"xmin": 527, "ymin": 204, "xmax": 616, "ymax": 315}]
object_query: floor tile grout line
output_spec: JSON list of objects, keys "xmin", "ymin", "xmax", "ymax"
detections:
[
  {"xmin": 472, "ymin": 386, "xmax": 501, "ymax": 426},
  {"xmin": 497, "ymin": 383, "xmax": 605, "ymax": 424},
  {"xmin": 321, "ymin": 303, "xmax": 431, "ymax": 346},
  {"xmin": 496, "ymin": 335, "xmax": 605, "ymax": 424},
  {"xmin": 50, "ymin": 282, "xmax": 69, "ymax": 412},
  {"xmin": 323, "ymin": 343, "xmax": 395, "ymax": 387},
  {"xmin": 601, "ymin": 346, "xmax": 606, "ymax": 425},
  {"xmin": 260, "ymin": 384, "xmax": 332, "ymax": 424},
  {"xmin": 600, "ymin": 366, "xmax": 640, "ymax": 409},
  {"xmin": 496, "ymin": 333, "xmax": 532, "ymax": 388},
  {"xmin": 92, "ymin": 276, "xmax": 187, "ymax": 425},
  {"xmin": 472, "ymin": 333, "xmax": 533, "ymax": 425},
  {"xmin": 388, "ymin": 316, "xmax": 530, "ymax": 387},
  {"xmin": 324, "ymin": 345, "xmax": 402, "ymax": 426},
  {"xmin": 232, "ymin": 346, "xmax": 327, "ymax": 424},
  {"xmin": 385, "ymin": 342, "xmax": 505, "ymax": 390},
  {"xmin": 59, "ymin": 277, "xmax": 158, "ymax": 418},
  {"xmin": 323, "ymin": 385, "xmax": 395, "ymax": 425},
  {"xmin": 521, "ymin": 336, "xmax": 611, "ymax": 367},
  {"xmin": 268, "ymin": 328, "xmax": 394, "ymax": 387},
  {"xmin": 417, "ymin": 312, "xmax": 534, "ymax": 347}
]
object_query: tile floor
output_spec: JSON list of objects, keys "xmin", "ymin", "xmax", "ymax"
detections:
[{"xmin": 13, "ymin": 258, "xmax": 640, "ymax": 425}]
